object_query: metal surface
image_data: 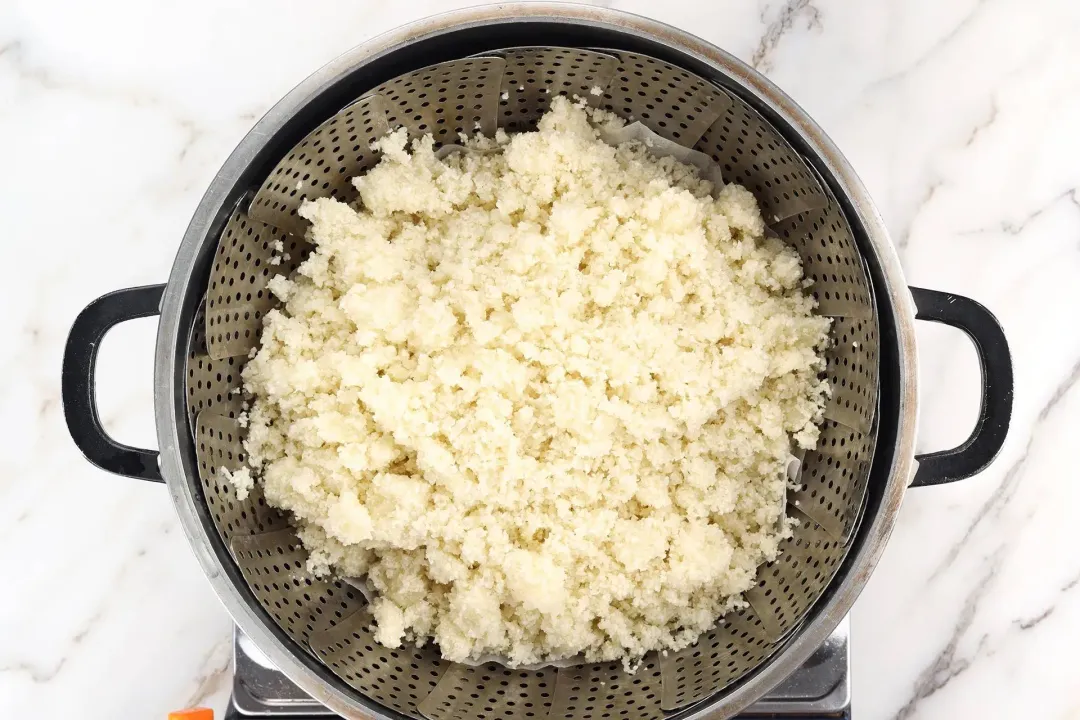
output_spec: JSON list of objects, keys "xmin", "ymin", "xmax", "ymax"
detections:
[
  {"xmin": 154, "ymin": 5, "xmax": 921, "ymax": 720},
  {"xmin": 498, "ymin": 48, "xmax": 618, "ymax": 132},
  {"xmin": 420, "ymin": 662, "xmax": 558, "ymax": 720},
  {"xmin": 228, "ymin": 621, "xmax": 850, "ymax": 718},
  {"xmin": 658, "ymin": 604, "xmax": 775, "ymax": 711},
  {"xmin": 744, "ymin": 618, "xmax": 850, "ymax": 717},
  {"xmin": 232, "ymin": 631, "xmax": 336, "ymax": 716},
  {"xmin": 694, "ymin": 95, "xmax": 828, "ymax": 224},
  {"xmin": 310, "ymin": 608, "xmax": 449, "ymax": 720},
  {"xmin": 375, "ymin": 56, "xmax": 506, "ymax": 146},
  {"xmin": 205, "ymin": 211, "xmax": 311, "ymax": 360},
  {"xmin": 248, "ymin": 96, "xmax": 389, "ymax": 238},
  {"xmin": 195, "ymin": 411, "xmax": 288, "ymax": 545},
  {"xmin": 601, "ymin": 51, "xmax": 730, "ymax": 145},
  {"xmin": 791, "ymin": 420, "xmax": 873, "ymax": 544},
  {"xmin": 744, "ymin": 511, "xmax": 849, "ymax": 642}
]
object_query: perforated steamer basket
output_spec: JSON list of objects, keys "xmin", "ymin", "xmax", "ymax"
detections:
[{"xmin": 61, "ymin": 5, "xmax": 1014, "ymax": 719}]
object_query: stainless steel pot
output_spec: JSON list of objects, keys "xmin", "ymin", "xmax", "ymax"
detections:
[{"xmin": 61, "ymin": 5, "xmax": 1013, "ymax": 719}]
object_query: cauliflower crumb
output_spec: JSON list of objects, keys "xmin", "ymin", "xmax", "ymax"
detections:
[
  {"xmin": 590, "ymin": 85, "xmax": 603, "ymax": 96},
  {"xmin": 223, "ymin": 466, "xmax": 254, "ymax": 501},
  {"xmin": 266, "ymin": 274, "xmax": 293, "ymax": 301},
  {"xmin": 500, "ymin": 91, "xmax": 509, "ymax": 100},
  {"xmin": 241, "ymin": 97, "xmax": 829, "ymax": 668}
]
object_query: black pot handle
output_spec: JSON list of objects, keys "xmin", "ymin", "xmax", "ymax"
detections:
[
  {"xmin": 62, "ymin": 284, "xmax": 166, "ymax": 482},
  {"xmin": 909, "ymin": 287, "xmax": 1013, "ymax": 487}
]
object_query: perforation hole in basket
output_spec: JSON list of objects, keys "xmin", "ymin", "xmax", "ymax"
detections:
[
  {"xmin": 600, "ymin": 53, "xmax": 727, "ymax": 146},
  {"xmin": 497, "ymin": 48, "xmax": 618, "ymax": 134},
  {"xmin": 249, "ymin": 95, "xmax": 390, "ymax": 237},
  {"xmin": 374, "ymin": 57, "xmax": 505, "ymax": 148}
]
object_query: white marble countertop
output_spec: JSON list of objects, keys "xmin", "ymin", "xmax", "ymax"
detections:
[{"xmin": 2, "ymin": 0, "xmax": 1076, "ymax": 717}]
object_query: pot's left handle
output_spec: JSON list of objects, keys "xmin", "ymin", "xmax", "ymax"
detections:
[{"xmin": 62, "ymin": 284, "xmax": 166, "ymax": 482}]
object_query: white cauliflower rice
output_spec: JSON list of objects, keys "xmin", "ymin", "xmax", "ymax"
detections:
[{"xmin": 240, "ymin": 97, "xmax": 830, "ymax": 667}]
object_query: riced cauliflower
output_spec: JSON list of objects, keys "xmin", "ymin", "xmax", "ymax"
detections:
[{"xmin": 239, "ymin": 96, "xmax": 830, "ymax": 667}]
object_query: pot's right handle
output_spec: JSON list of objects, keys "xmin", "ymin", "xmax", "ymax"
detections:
[
  {"xmin": 62, "ymin": 284, "xmax": 166, "ymax": 482},
  {"xmin": 909, "ymin": 287, "xmax": 1014, "ymax": 487}
]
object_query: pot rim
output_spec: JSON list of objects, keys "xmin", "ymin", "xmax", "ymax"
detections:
[{"xmin": 155, "ymin": 4, "xmax": 919, "ymax": 718}]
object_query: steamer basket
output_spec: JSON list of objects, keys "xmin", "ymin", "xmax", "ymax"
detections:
[
  {"xmin": 190, "ymin": 43, "xmax": 881, "ymax": 718},
  {"xmin": 62, "ymin": 6, "xmax": 1013, "ymax": 719}
]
